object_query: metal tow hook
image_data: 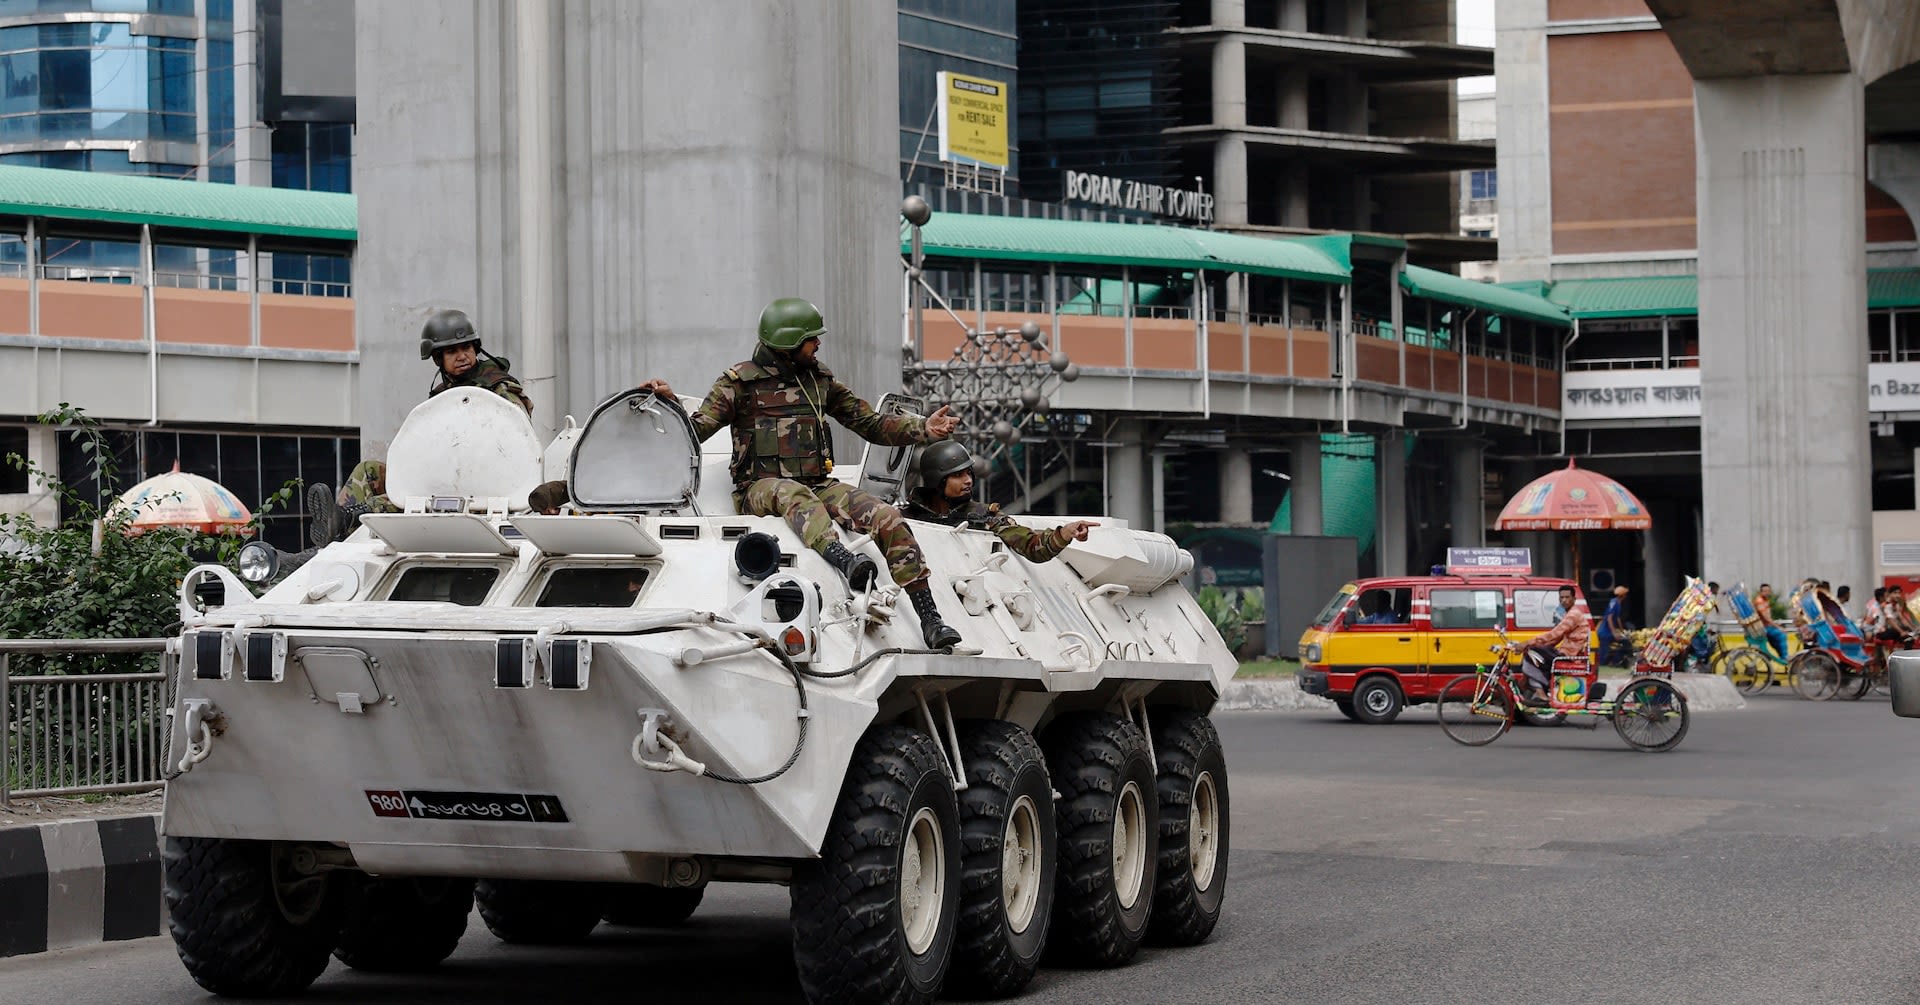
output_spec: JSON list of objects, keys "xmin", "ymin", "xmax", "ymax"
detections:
[
  {"xmin": 175, "ymin": 698, "xmax": 226, "ymax": 775},
  {"xmin": 631, "ymin": 708, "xmax": 707, "ymax": 776}
]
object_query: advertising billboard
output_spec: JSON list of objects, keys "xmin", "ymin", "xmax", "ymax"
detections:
[{"xmin": 937, "ymin": 71, "xmax": 1009, "ymax": 171}]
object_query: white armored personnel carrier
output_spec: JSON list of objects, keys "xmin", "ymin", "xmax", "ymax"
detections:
[{"xmin": 163, "ymin": 385, "xmax": 1235, "ymax": 1005}]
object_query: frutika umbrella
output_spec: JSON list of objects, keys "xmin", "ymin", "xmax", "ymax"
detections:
[
  {"xmin": 1494, "ymin": 458, "xmax": 1649, "ymax": 584},
  {"xmin": 108, "ymin": 461, "xmax": 253, "ymax": 535}
]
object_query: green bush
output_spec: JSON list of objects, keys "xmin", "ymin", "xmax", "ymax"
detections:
[
  {"xmin": 1197, "ymin": 585, "xmax": 1247, "ymax": 653},
  {"xmin": 0, "ymin": 404, "xmax": 289, "ymax": 675}
]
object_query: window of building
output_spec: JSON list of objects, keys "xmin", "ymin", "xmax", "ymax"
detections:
[
  {"xmin": 1466, "ymin": 228, "xmax": 1492, "ymax": 239},
  {"xmin": 533, "ymin": 567, "xmax": 651, "ymax": 608},
  {"xmin": 1469, "ymin": 170, "xmax": 1497, "ymax": 201},
  {"xmin": 385, "ymin": 565, "xmax": 502, "ymax": 606},
  {"xmin": 0, "ymin": 426, "xmax": 27, "ymax": 494},
  {"xmin": 1429, "ymin": 588, "xmax": 1504, "ymax": 629},
  {"xmin": 271, "ymin": 122, "xmax": 352, "ymax": 194}
]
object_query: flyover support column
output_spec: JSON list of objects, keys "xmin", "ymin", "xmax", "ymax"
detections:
[
  {"xmin": 1106, "ymin": 419, "xmax": 1154, "ymax": 530},
  {"xmin": 1697, "ymin": 74, "xmax": 1869, "ymax": 597},
  {"xmin": 1375, "ymin": 430, "xmax": 1407, "ymax": 576},
  {"xmin": 1290, "ymin": 434, "xmax": 1323, "ymax": 536},
  {"xmin": 1449, "ymin": 439, "xmax": 1483, "ymax": 548},
  {"xmin": 1221, "ymin": 445, "xmax": 1254, "ymax": 524}
]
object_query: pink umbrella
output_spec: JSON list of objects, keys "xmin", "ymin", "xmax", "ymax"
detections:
[
  {"xmin": 108, "ymin": 461, "xmax": 253, "ymax": 535},
  {"xmin": 1495, "ymin": 458, "xmax": 1650, "ymax": 583}
]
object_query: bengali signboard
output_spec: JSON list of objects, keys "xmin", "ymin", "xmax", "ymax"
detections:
[
  {"xmin": 1445, "ymin": 547, "xmax": 1532, "ymax": 576},
  {"xmin": 1565, "ymin": 362, "xmax": 1920, "ymax": 422}
]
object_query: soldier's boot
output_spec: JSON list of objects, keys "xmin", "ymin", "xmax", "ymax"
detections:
[
  {"xmin": 334, "ymin": 502, "xmax": 372, "ymax": 542},
  {"xmin": 823, "ymin": 542, "xmax": 881, "ymax": 592},
  {"xmin": 907, "ymin": 584, "xmax": 962, "ymax": 651},
  {"xmin": 305, "ymin": 483, "xmax": 337, "ymax": 548}
]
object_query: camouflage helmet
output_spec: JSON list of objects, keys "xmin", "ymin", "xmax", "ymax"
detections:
[
  {"xmin": 757, "ymin": 298, "xmax": 826, "ymax": 352},
  {"xmin": 919, "ymin": 440, "xmax": 974, "ymax": 487},
  {"xmin": 418, "ymin": 309, "xmax": 481, "ymax": 360}
]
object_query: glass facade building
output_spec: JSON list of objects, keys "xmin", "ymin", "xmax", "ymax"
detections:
[{"xmin": 899, "ymin": 0, "xmax": 1018, "ymax": 190}]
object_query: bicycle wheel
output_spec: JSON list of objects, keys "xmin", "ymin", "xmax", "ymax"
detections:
[
  {"xmin": 1435, "ymin": 674, "xmax": 1513, "ymax": 746},
  {"xmin": 1718, "ymin": 647, "xmax": 1771, "ymax": 696},
  {"xmin": 1611, "ymin": 677, "xmax": 1689, "ymax": 752},
  {"xmin": 1789, "ymin": 651, "xmax": 1840, "ymax": 701}
]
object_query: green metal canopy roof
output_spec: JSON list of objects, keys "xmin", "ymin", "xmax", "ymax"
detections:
[
  {"xmin": 1512, "ymin": 270, "xmax": 1920, "ymax": 321},
  {"xmin": 0, "ymin": 165, "xmax": 355, "ymax": 241},
  {"xmin": 903, "ymin": 213, "xmax": 1350, "ymax": 283},
  {"xmin": 1399, "ymin": 263, "xmax": 1571, "ymax": 327}
]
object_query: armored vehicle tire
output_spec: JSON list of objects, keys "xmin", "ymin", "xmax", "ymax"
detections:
[
  {"xmin": 333, "ymin": 876, "xmax": 474, "ymax": 972},
  {"xmin": 1350, "ymin": 677, "xmax": 1403, "ymax": 724},
  {"xmin": 1333, "ymin": 698, "xmax": 1360, "ymax": 721},
  {"xmin": 163, "ymin": 837, "xmax": 340, "ymax": 997},
  {"xmin": 602, "ymin": 884, "xmax": 704, "ymax": 927},
  {"xmin": 946, "ymin": 720, "xmax": 1056, "ymax": 1000},
  {"xmin": 1146, "ymin": 709, "xmax": 1229, "ymax": 947},
  {"xmin": 791, "ymin": 723, "xmax": 961, "ymax": 1005},
  {"xmin": 1042, "ymin": 711, "xmax": 1159, "ymax": 968},
  {"xmin": 474, "ymin": 879, "xmax": 606, "ymax": 945}
]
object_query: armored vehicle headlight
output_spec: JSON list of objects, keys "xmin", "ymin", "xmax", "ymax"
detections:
[{"xmin": 238, "ymin": 540, "xmax": 279, "ymax": 583}]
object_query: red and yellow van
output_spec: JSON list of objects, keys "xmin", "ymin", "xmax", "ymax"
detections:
[{"xmin": 1295, "ymin": 574, "xmax": 1591, "ymax": 723}]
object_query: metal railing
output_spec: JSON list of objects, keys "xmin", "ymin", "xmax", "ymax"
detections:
[{"xmin": 1, "ymin": 638, "xmax": 174, "ymax": 808}]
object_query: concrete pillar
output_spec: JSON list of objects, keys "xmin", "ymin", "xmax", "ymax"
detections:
[
  {"xmin": 1493, "ymin": 0, "xmax": 1552, "ymax": 282},
  {"xmin": 1221, "ymin": 446, "xmax": 1254, "ymax": 524},
  {"xmin": 1281, "ymin": 162, "xmax": 1310, "ymax": 229},
  {"xmin": 1212, "ymin": 37, "xmax": 1246, "ymax": 128},
  {"xmin": 353, "ymin": 1, "xmax": 897, "ymax": 458},
  {"xmin": 1210, "ymin": 0, "xmax": 1245, "ymax": 29},
  {"xmin": 1697, "ymin": 73, "xmax": 1870, "ymax": 601},
  {"xmin": 1375, "ymin": 430, "xmax": 1407, "ymax": 576},
  {"xmin": 1641, "ymin": 500, "xmax": 1674, "ymax": 626},
  {"xmin": 1279, "ymin": 0, "xmax": 1307, "ymax": 32},
  {"xmin": 1290, "ymin": 434, "xmax": 1323, "ymax": 536},
  {"xmin": 1213, "ymin": 135, "xmax": 1250, "ymax": 228},
  {"xmin": 1449, "ymin": 440, "xmax": 1483, "ymax": 548},
  {"xmin": 1106, "ymin": 420, "xmax": 1153, "ymax": 529},
  {"xmin": 1278, "ymin": 68, "xmax": 1309, "ymax": 130}
]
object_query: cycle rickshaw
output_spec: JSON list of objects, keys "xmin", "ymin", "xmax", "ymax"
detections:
[
  {"xmin": 1435, "ymin": 581, "xmax": 1704, "ymax": 752},
  {"xmin": 1787, "ymin": 585, "xmax": 1877, "ymax": 700},
  {"xmin": 1688, "ymin": 585, "xmax": 1789, "ymax": 695}
]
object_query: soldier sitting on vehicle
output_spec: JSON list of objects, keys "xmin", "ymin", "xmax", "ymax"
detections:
[
  {"xmin": 902, "ymin": 441, "xmax": 1095, "ymax": 560},
  {"xmin": 309, "ymin": 310, "xmax": 534, "ymax": 543},
  {"xmin": 638, "ymin": 297, "xmax": 966, "ymax": 650},
  {"xmin": 421, "ymin": 308, "xmax": 532, "ymax": 415},
  {"xmin": 1509, "ymin": 585, "xmax": 1591, "ymax": 708}
]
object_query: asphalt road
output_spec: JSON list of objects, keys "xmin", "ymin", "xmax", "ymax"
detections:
[{"xmin": 7, "ymin": 690, "xmax": 1920, "ymax": 1004}]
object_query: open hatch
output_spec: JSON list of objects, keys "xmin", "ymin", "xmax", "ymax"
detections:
[{"xmin": 568, "ymin": 388, "xmax": 702, "ymax": 514}]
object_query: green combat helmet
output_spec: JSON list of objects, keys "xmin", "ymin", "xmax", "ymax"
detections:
[
  {"xmin": 757, "ymin": 298, "xmax": 826, "ymax": 351},
  {"xmin": 919, "ymin": 440, "xmax": 974, "ymax": 487},
  {"xmin": 419, "ymin": 309, "xmax": 481, "ymax": 360}
]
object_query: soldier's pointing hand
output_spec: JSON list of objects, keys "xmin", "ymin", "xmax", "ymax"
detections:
[
  {"xmin": 926, "ymin": 405, "xmax": 960, "ymax": 439},
  {"xmin": 1063, "ymin": 520, "xmax": 1098, "ymax": 542}
]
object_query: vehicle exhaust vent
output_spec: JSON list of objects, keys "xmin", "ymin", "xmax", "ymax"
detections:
[
  {"xmin": 659, "ymin": 524, "xmax": 701, "ymax": 540},
  {"xmin": 721, "ymin": 525, "xmax": 749, "ymax": 540}
]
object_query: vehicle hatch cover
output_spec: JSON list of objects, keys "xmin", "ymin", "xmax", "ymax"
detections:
[
  {"xmin": 386, "ymin": 388, "xmax": 544, "ymax": 507},
  {"xmin": 569, "ymin": 390, "xmax": 701, "ymax": 512}
]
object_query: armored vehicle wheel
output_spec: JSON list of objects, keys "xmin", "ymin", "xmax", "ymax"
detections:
[
  {"xmin": 474, "ymin": 879, "xmax": 606, "ymax": 945},
  {"xmin": 163, "ymin": 837, "xmax": 340, "ymax": 997},
  {"xmin": 1042, "ymin": 711, "xmax": 1158, "ymax": 968},
  {"xmin": 333, "ymin": 876, "xmax": 474, "ymax": 972},
  {"xmin": 791, "ymin": 723, "xmax": 960, "ymax": 1005},
  {"xmin": 1333, "ymin": 698, "xmax": 1361, "ymax": 721},
  {"xmin": 1147, "ymin": 709, "xmax": 1229, "ymax": 947},
  {"xmin": 602, "ymin": 884, "xmax": 704, "ymax": 927},
  {"xmin": 1350, "ymin": 676, "xmax": 1403, "ymax": 724},
  {"xmin": 946, "ymin": 720, "xmax": 1055, "ymax": 999}
]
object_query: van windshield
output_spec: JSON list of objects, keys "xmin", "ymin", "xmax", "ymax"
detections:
[{"xmin": 1311, "ymin": 587, "xmax": 1355, "ymax": 628}]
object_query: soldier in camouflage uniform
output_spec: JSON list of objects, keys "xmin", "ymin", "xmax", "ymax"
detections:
[
  {"xmin": 310, "ymin": 310, "xmax": 533, "ymax": 543},
  {"xmin": 640, "ymin": 297, "xmax": 965, "ymax": 649},
  {"xmin": 904, "ymin": 441, "xmax": 1096, "ymax": 561},
  {"xmin": 420, "ymin": 308, "xmax": 533, "ymax": 415}
]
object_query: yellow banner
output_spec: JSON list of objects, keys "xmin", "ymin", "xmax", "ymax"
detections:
[{"xmin": 937, "ymin": 71, "xmax": 1009, "ymax": 171}]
